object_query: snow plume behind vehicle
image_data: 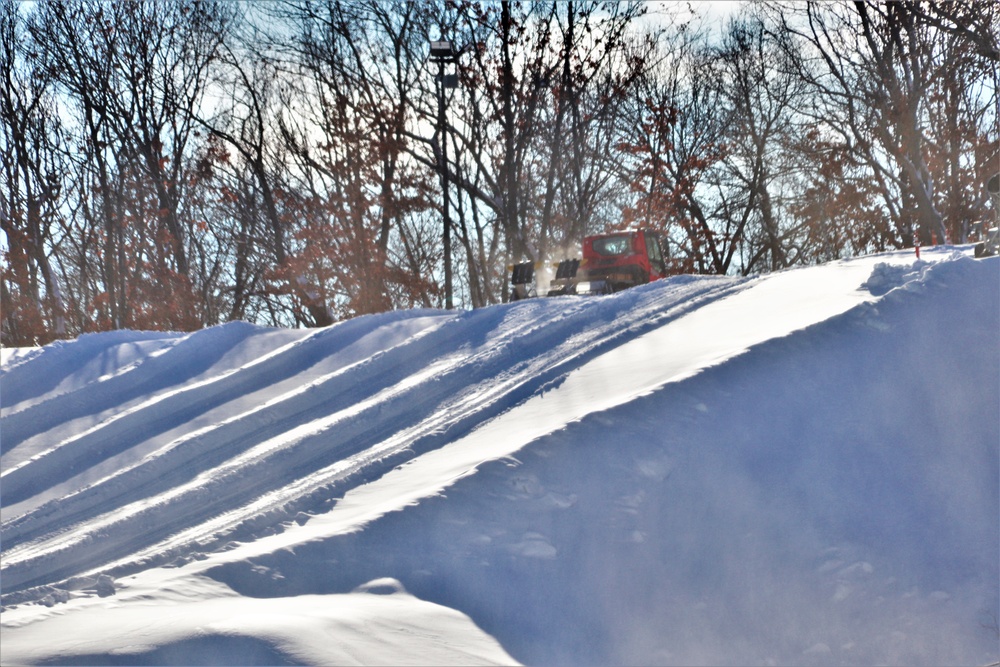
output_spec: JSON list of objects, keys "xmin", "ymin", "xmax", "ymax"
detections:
[{"xmin": 1, "ymin": 247, "xmax": 997, "ymax": 666}]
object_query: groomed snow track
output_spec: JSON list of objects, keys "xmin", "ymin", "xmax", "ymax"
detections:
[{"xmin": 2, "ymin": 275, "xmax": 742, "ymax": 599}]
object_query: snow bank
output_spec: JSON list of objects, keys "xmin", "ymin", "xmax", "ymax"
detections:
[
  {"xmin": 1, "ymin": 247, "xmax": 997, "ymax": 666},
  {"xmin": 1, "ymin": 575, "xmax": 514, "ymax": 666}
]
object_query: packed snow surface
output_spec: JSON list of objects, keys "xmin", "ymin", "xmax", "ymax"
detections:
[{"xmin": 1, "ymin": 247, "xmax": 997, "ymax": 666}]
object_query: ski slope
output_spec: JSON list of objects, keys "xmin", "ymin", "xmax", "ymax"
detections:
[{"xmin": 1, "ymin": 247, "xmax": 997, "ymax": 666}]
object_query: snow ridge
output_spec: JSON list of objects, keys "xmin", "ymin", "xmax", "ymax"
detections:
[
  {"xmin": 1, "ymin": 248, "xmax": 997, "ymax": 667},
  {"xmin": 2, "ymin": 275, "xmax": 741, "ymax": 594}
]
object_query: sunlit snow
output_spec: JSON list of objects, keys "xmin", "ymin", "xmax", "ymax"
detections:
[{"xmin": 1, "ymin": 247, "xmax": 997, "ymax": 666}]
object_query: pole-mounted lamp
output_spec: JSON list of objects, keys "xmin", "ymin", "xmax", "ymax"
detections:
[{"xmin": 429, "ymin": 40, "xmax": 458, "ymax": 309}]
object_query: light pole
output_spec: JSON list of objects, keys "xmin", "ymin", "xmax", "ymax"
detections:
[{"xmin": 430, "ymin": 40, "xmax": 458, "ymax": 310}]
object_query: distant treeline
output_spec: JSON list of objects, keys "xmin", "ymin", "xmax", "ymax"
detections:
[{"xmin": 2, "ymin": 0, "xmax": 997, "ymax": 344}]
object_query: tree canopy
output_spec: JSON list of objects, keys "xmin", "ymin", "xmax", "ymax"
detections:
[{"xmin": 2, "ymin": 0, "xmax": 997, "ymax": 345}]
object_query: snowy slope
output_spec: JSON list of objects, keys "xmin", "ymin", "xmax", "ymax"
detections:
[{"xmin": 1, "ymin": 247, "xmax": 997, "ymax": 666}]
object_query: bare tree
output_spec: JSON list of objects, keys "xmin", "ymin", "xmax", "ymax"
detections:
[
  {"xmin": 901, "ymin": 0, "xmax": 999, "ymax": 62},
  {"xmin": 618, "ymin": 26, "xmax": 737, "ymax": 274},
  {"xmin": 0, "ymin": 0, "xmax": 67, "ymax": 344},
  {"xmin": 24, "ymin": 0, "xmax": 231, "ymax": 331},
  {"xmin": 195, "ymin": 17, "xmax": 333, "ymax": 327},
  {"xmin": 273, "ymin": 0, "xmax": 436, "ymax": 318},
  {"xmin": 402, "ymin": 1, "xmax": 655, "ymax": 303},
  {"xmin": 770, "ymin": 1, "xmax": 1000, "ymax": 246},
  {"xmin": 712, "ymin": 14, "xmax": 813, "ymax": 273},
  {"xmin": 773, "ymin": 0, "xmax": 997, "ymax": 248}
]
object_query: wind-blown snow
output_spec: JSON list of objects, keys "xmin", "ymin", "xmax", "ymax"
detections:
[{"xmin": 1, "ymin": 247, "xmax": 997, "ymax": 666}]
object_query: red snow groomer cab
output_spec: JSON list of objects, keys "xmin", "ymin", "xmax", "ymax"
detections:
[{"xmin": 510, "ymin": 229, "xmax": 673, "ymax": 300}]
